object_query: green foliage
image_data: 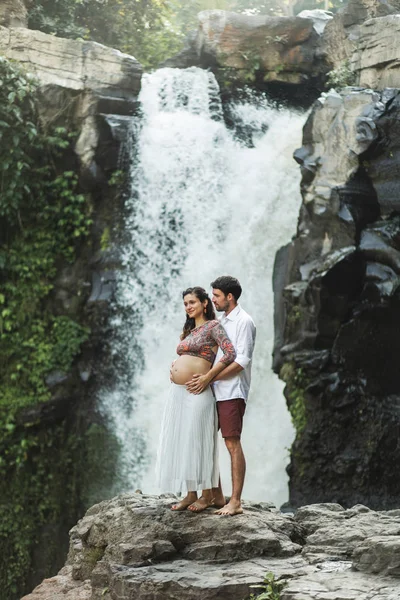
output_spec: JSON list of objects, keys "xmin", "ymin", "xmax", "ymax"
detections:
[
  {"xmin": 326, "ymin": 60, "xmax": 357, "ymax": 89},
  {"xmin": 0, "ymin": 58, "xmax": 91, "ymax": 411},
  {"xmin": 0, "ymin": 418, "xmax": 82, "ymax": 598},
  {"xmin": 239, "ymin": 49, "xmax": 262, "ymax": 82},
  {"xmin": 27, "ymin": 0, "xmax": 86, "ymax": 38},
  {"xmin": 286, "ymin": 304, "xmax": 301, "ymax": 330},
  {"xmin": 28, "ymin": 0, "xmax": 184, "ymax": 69},
  {"xmin": 0, "ymin": 58, "xmax": 92, "ymax": 598},
  {"xmin": 248, "ymin": 572, "xmax": 287, "ymax": 600},
  {"xmin": 26, "ymin": 0, "xmax": 349, "ymax": 70},
  {"xmin": 280, "ymin": 363, "xmax": 308, "ymax": 433},
  {"xmin": 81, "ymin": 423, "xmax": 122, "ymax": 507}
]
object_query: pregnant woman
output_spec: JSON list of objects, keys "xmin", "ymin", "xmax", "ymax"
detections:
[{"xmin": 156, "ymin": 286, "xmax": 236, "ymax": 512}]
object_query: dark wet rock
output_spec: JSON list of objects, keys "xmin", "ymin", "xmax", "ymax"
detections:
[
  {"xmin": 88, "ymin": 271, "xmax": 117, "ymax": 304},
  {"xmin": 274, "ymin": 87, "xmax": 400, "ymax": 510}
]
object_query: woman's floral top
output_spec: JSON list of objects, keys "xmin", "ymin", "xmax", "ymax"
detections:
[{"xmin": 176, "ymin": 320, "xmax": 236, "ymax": 365}]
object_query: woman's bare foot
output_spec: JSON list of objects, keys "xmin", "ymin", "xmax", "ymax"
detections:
[
  {"xmin": 215, "ymin": 499, "xmax": 243, "ymax": 516},
  {"xmin": 211, "ymin": 492, "xmax": 226, "ymax": 509},
  {"xmin": 171, "ymin": 492, "xmax": 197, "ymax": 511},
  {"xmin": 188, "ymin": 494, "xmax": 214, "ymax": 513}
]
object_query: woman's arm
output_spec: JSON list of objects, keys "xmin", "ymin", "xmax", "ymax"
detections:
[{"xmin": 186, "ymin": 323, "xmax": 235, "ymax": 394}]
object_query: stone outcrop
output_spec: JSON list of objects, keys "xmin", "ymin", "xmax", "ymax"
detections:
[
  {"xmin": 0, "ymin": 26, "xmax": 142, "ymax": 173},
  {"xmin": 163, "ymin": 9, "xmax": 331, "ymax": 94},
  {"xmin": 273, "ymin": 86, "xmax": 400, "ymax": 509},
  {"xmin": 164, "ymin": 1, "xmax": 400, "ymax": 100},
  {"xmin": 22, "ymin": 495, "xmax": 400, "ymax": 600},
  {"xmin": 0, "ymin": 0, "xmax": 30, "ymax": 28},
  {"xmin": 322, "ymin": 0, "xmax": 400, "ymax": 89},
  {"xmin": 351, "ymin": 16, "xmax": 400, "ymax": 89}
]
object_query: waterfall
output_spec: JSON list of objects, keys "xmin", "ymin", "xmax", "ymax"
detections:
[{"xmin": 101, "ymin": 67, "xmax": 305, "ymax": 507}]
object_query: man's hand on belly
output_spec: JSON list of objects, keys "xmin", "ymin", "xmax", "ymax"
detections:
[{"xmin": 186, "ymin": 373, "xmax": 211, "ymax": 395}]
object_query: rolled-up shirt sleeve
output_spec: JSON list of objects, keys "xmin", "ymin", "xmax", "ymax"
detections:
[{"xmin": 234, "ymin": 318, "xmax": 256, "ymax": 369}]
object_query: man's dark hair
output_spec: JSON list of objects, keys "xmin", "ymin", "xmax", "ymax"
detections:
[{"xmin": 211, "ymin": 276, "xmax": 242, "ymax": 301}]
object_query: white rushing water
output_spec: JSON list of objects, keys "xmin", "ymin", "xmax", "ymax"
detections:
[{"xmin": 101, "ymin": 67, "xmax": 305, "ymax": 507}]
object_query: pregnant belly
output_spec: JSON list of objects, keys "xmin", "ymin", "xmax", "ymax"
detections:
[{"xmin": 171, "ymin": 355, "xmax": 211, "ymax": 385}]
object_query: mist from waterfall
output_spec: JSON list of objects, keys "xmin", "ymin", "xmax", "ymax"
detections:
[{"xmin": 100, "ymin": 67, "xmax": 305, "ymax": 507}]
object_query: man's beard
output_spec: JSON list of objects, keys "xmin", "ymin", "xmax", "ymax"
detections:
[{"xmin": 215, "ymin": 303, "xmax": 229, "ymax": 312}]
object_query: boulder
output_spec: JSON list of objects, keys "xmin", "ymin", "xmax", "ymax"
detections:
[
  {"xmin": 165, "ymin": 9, "xmax": 329, "ymax": 89},
  {"xmin": 353, "ymin": 535, "xmax": 400, "ymax": 577},
  {"xmin": 22, "ymin": 495, "xmax": 400, "ymax": 600}
]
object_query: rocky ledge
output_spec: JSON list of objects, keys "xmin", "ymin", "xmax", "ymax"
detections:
[
  {"xmin": 0, "ymin": 26, "xmax": 142, "ymax": 174},
  {"xmin": 22, "ymin": 494, "xmax": 400, "ymax": 600}
]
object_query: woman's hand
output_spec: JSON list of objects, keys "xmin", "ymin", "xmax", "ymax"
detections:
[{"xmin": 186, "ymin": 373, "xmax": 211, "ymax": 395}]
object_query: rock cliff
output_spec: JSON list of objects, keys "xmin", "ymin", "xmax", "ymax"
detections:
[
  {"xmin": 0, "ymin": 25, "xmax": 142, "ymax": 597},
  {"xmin": 273, "ymin": 87, "xmax": 400, "ymax": 509},
  {"xmin": 163, "ymin": 9, "xmax": 330, "ymax": 102},
  {"xmin": 164, "ymin": 2, "xmax": 400, "ymax": 101},
  {"xmin": 22, "ymin": 494, "xmax": 400, "ymax": 600}
]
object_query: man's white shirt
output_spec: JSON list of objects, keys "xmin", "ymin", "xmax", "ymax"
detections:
[{"xmin": 212, "ymin": 304, "xmax": 256, "ymax": 402}]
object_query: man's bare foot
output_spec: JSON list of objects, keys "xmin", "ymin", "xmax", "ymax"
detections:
[
  {"xmin": 188, "ymin": 495, "xmax": 214, "ymax": 513},
  {"xmin": 215, "ymin": 499, "xmax": 243, "ymax": 516},
  {"xmin": 171, "ymin": 493, "xmax": 197, "ymax": 511}
]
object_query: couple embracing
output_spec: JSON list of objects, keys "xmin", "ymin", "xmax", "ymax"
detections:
[{"xmin": 156, "ymin": 276, "xmax": 256, "ymax": 516}]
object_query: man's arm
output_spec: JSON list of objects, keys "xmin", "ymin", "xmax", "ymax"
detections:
[
  {"xmin": 187, "ymin": 361, "xmax": 243, "ymax": 390},
  {"xmin": 185, "ymin": 357, "xmax": 235, "ymax": 394},
  {"xmin": 212, "ymin": 361, "xmax": 243, "ymax": 381},
  {"xmin": 186, "ymin": 316, "xmax": 255, "ymax": 393}
]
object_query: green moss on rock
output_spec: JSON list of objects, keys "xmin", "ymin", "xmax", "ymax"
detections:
[{"xmin": 280, "ymin": 363, "xmax": 309, "ymax": 434}]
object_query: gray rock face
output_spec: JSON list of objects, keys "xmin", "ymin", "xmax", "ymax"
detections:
[
  {"xmin": 351, "ymin": 16, "xmax": 400, "ymax": 89},
  {"xmin": 0, "ymin": 26, "xmax": 142, "ymax": 173},
  {"xmin": 22, "ymin": 495, "xmax": 400, "ymax": 600},
  {"xmin": 273, "ymin": 87, "xmax": 400, "ymax": 510},
  {"xmin": 0, "ymin": 26, "xmax": 141, "ymax": 98},
  {"xmin": 322, "ymin": 0, "xmax": 400, "ymax": 89},
  {"xmin": 0, "ymin": 0, "xmax": 29, "ymax": 27}
]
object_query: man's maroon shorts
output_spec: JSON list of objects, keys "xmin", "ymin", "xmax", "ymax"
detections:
[{"xmin": 216, "ymin": 399, "xmax": 246, "ymax": 438}]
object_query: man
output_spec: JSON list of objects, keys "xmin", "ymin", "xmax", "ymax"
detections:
[{"xmin": 186, "ymin": 275, "xmax": 256, "ymax": 516}]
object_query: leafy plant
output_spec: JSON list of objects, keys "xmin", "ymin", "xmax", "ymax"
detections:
[
  {"xmin": 0, "ymin": 58, "xmax": 92, "ymax": 410},
  {"xmin": 280, "ymin": 363, "xmax": 309, "ymax": 433},
  {"xmin": 326, "ymin": 60, "xmax": 357, "ymax": 89},
  {"xmin": 248, "ymin": 572, "xmax": 287, "ymax": 600}
]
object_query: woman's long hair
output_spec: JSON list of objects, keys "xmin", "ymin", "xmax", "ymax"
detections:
[{"xmin": 181, "ymin": 287, "xmax": 215, "ymax": 340}]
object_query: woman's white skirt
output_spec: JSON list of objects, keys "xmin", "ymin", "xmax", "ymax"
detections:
[{"xmin": 156, "ymin": 383, "xmax": 219, "ymax": 494}]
